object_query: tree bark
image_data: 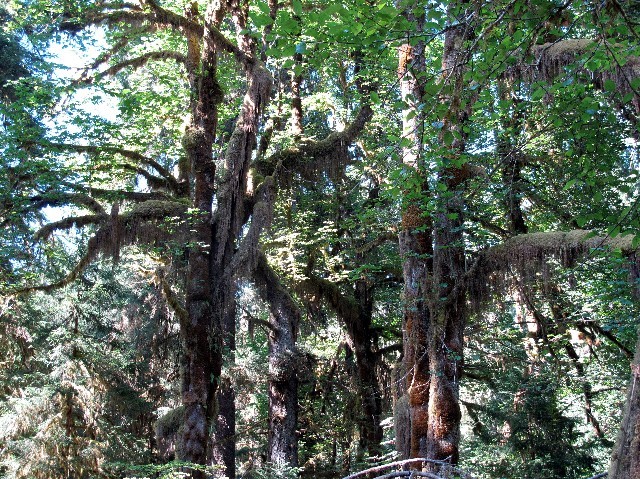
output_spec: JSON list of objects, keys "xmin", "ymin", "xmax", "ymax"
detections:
[
  {"xmin": 396, "ymin": 8, "xmax": 434, "ymax": 461},
  {"xmin": 608, "ymin": 329, "xmax": 640, "ymax": 479},
  {"xmin": 177, "ymin": 1, "xmax": 222, "ymax": 474},
  {"xmin": 300, "ymin": 275, "xmax": 384, "ymax": 458},
  {"xmin": 255, "ymin": 252, "xmax": 300, "ymax": 470}
]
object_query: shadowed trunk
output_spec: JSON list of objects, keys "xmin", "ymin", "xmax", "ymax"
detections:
[
  {"xmin": 255, "ymin": 252, "xmax": 300, "ymax": 470},
  {"xmin": 301, "ymin": 275, "xmax": 384, "ymax": 458},
  {"xmin": 609, "ymin": 329, "xmax": 640, "ymax": 479},
  {"xmin": 177, "ymin": 2, "xmax": 222, "ymax": 475},
  {"xmin": 609, "ymin": 257, "xmax": 640, "ymax": 478},
  {"xmin": 211, "ymin": 312, "xmax": 236, "ymax": 478}
]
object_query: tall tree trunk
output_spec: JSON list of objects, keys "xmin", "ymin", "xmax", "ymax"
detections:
[
  {"xmin": 396, "ymin": 8, "xmax": 434, "ymax": 461},
  {"xmin": 609, "ymin": 257, "xmax": 640, "ymax": 478},
  {"xmin": 396, "ymin": 0, "xmax": 474, "ymax": 465},
  {"xmin": 255, "ymin": 253, "xmax": 300, "ymax": 470},
  {"xmin": 211, "ymin": 301, "xmax": 236, "ymax": 478},
  {"xmin": 301, "ymin": 275, "xmax": 384, "ymax": 458},
  {"xmin": 178, "ymin": 1, "xmax": 223, "ymax": 474},
  {"xmin": 352, "ymin": 278, "xmax": 384, "ymax": 458},
  {"xmin": 609, "ymin": 329, "xmax": 640, "ymax": 479}
]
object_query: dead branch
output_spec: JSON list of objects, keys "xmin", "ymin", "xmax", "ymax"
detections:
[{"xmin": 341, "ymin": 458, "xmax": 458, "ymax": 479}]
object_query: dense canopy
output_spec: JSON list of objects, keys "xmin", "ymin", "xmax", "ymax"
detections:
[{"xmin": 1, "ymin": 0, "xmax": 640, "ymax": 478}]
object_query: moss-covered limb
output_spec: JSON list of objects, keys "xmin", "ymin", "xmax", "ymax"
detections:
[
  {"xmin": 29, "ymin": 192, "xmax": 106, "ymax": 215},
  {"xmin": 467, "ymin": 230, "xmax": 637, "ymax": 304},
  {"xmin": 10, "ymin": 232, "xmax": 104, "ymax": 295},
  {"xmin": 117, "ymin": 164, "xmax": 182, "ymax": 195},
  {"xmin": 60, "ymin": 1, "xmax": 202, "ymax": 38},
  {"xmin": 355, "ymin": 231, "xmax": 398, "ymax": 254},
  {"xmin": 16, "ymin": 200, "xmax": 187, "ymax": 295},
  {"xmin": 227, "ymin": 176, "xmax": 276, "ymax": 279},
  {"xmin": 34, "ymin": 214, "xmax": 108, "ymax": 241},
  {"xmin": 299, "ymin": 275, "xmax": 360, "ymax": 324},
  {"xmin": 256, "ymin": 103, "xmax": 374, "ymax": 179},
  {"xmin": 375, "ymin": 343, "xmax": 403, "ymax": 356},
  {"xmin": 484, "ymin": 229, "xmax": 635, "ymax": 265},
  {"xmin": 86, "ymin": 50, "xmax": 188, "ymax": 83},
  {"xmin": 506, "ymin": 39, "xmax": 640, "ymax": 110},
  {"xmin": 120, "ymin": 199, "xmax": 187, "ymax": 221}
]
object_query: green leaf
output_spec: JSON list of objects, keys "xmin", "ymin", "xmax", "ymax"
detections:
[
  {"xmin": 604, "ymin": 79, "xmax": 616, "ymax": 92},
  {"xmin": 292, "ymin": 0, "xmax": 302, "ymax": 16}
]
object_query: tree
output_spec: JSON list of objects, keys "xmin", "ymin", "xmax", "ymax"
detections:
[{"xmin": 392, "ymin": 0, "xmax": 640, "ymax": 469}]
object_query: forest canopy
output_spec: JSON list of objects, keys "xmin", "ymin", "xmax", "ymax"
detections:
[{"xmin": 1, "ymin": 0, "xmax": 640, "ymax": 478}]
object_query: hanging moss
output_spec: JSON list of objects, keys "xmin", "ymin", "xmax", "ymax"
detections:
[
  {"xmin": 155, "ymin": 406, "xmax": 185, "ymax": 461},
  {"xmin": 469, "ymin": 230, "xmax": 637, "ymax": 310},
  {"xmin": 504, "ymin": 39, "xmax": 640, "ymax": 114}
]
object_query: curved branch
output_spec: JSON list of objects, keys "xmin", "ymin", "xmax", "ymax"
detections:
[
  {"xmin": 46, "ymin": 143, "xmax": 177, "ymax": 184},
  {"xmin": 86, "ymin": 50, "xmax": 188, "ymax": 83},
  {"xmin": 60, "ymin": 182, "xmax": 173, "ymax": 202},
  {"xmin": 256, "ymin": 104, "xmax": 373, "ymax": 180},
  {"xmin": 30, "ymin": 192, "xmax": 105, "ymax": 214},
  {"xmin": 144, "ymin": 0, "xmax": 254, "ymax": 67},
  {"xmin": 34, "ymin": 213, "xmax": 108, "ymax": 241},
  {"xmin": 16, "ymin": 200, "xmax": 188, "ymax": 295}
]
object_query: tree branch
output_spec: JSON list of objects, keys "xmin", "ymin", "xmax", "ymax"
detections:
[{"xmin": 84, "ymin": 50, "xmax": 188, "ymax": 83}]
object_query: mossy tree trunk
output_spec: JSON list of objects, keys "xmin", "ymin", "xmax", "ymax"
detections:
[
  {"xmin": 396, "ymin": 7, "xmax": 434, "ymax": 461},
  {"xmin": 255, "ymin": 253, "xmax": 300, "ymax": 470},
  {"xmin": 178, "ymin": 1, "xmax": 222, "ymax": 473},
  {"xmin": 609, "ymin": 330, "xmax": 640, "ymax": 478},
  {"xmin": 609, "ymin": 258, "xmax": 640, "ymax": 478},
  {"xmin": 394, "ymin": 0, "xmax": 476, "ymax": 465},
  {"xmin": 422, "ymin": 6, "xmax": 472, "ymax": 463}
]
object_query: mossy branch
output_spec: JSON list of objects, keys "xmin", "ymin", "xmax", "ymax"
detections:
[
  {"xmin": 299, "ymin": 275, "xmax": 360, "ymax": 325},
  {"xmin": 156, "ymin": 269, "xmax": 188, "ymax": 324},
  {"xmin": 256, "ymin": 104, "xmax": 373, "ymax": 180},
  {"xmin": 34, "ymin": 214, "xmax": 108, "ymax": 241},
  {"xmin": 143, "ymin": 0, "xmax": 254, "ymax": 67},
  {"xmin": 30, "ymin": 192, "xmax": 105, "ymax": 214},
  {"xmin": 468, "ymin": 229, "xmax": 637, "ymax": 306},
  {"xmin": 16, "ymin": 200, "xmax": 188, "ymax": 295},
  {"xmin": 506, "ymin": 39, "xmax": 640, "ymax": 114},
  {"xmin": 60, "ymin": 181, "xmax": 173, "ymax": 202}
]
